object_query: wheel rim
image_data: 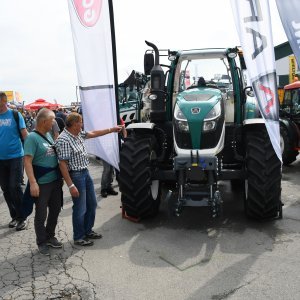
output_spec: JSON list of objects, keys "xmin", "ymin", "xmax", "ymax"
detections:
[
  {"xmin": 151, "ymin": 180, "xmax": 159, "ymax": 200},
  {"xmin": 245, "ymin": 179, "xmax": 248, "ymax": 199},
  {"xmin": 280, "ymin": 134, "xmax": 284, "ymax": 154},
  {"xmin": 150, "ymin": 150, "xmax": 159, "ymax": 200}
]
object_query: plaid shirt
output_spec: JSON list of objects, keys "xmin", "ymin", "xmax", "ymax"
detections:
[{"xmin": 55, "ymin": 129, "xmax": 89, "ymax": 171}]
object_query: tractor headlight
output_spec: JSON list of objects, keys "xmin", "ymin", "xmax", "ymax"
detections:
[
  {"xmin": 203, "ymin": 102, "xmax": 221, "ymax": 132},
  {"xmin": 174, "ymin": 104, "xmax": 189, "ymax": 132},
  {"xmin": 148, "ymin": 94, "xmax": 157, "ymax": 100}
]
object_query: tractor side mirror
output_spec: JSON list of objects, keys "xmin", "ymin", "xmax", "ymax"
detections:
[
  {"xmin": 244, "ymin": 86, "xmax": 254, "ymax": 97},
  {"xmin": 243, "ymin": 86, "xmax": 254, "ymax": 104},
  {"xmin": 144, "ymin": 53, "xmax": 154, "ymax": 76}
]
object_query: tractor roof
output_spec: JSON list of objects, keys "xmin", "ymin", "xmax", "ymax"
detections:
[{"xmin": 179, "ymin": 48, "xmax": 228, "ymax": 60}]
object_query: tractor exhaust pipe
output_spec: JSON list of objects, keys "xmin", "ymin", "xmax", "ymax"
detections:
[
  {"xmin": 144, "ymin": 41, "xmax": 166, "ymax": 122},
  {"xmin": 145, "ymin": 40, "xmax": 159, "ymax": 66}
]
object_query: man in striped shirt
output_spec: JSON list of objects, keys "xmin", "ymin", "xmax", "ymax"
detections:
[{"xmin": 55, "ymin": 112, "xmax": 122, "ymax": 246}]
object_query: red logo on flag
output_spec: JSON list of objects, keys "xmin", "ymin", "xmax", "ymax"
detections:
[
  {"xmin": 259, "ymin": 84, "xmax": 274, "ymax": 115},
  {"xmin": 72, "ymin": 0, "xmax": 102, "ymax": 27}
]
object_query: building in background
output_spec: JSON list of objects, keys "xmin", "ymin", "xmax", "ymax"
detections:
[{"xmin": 275, "ymin": 41, "xmax": 299, "ymax": 87}]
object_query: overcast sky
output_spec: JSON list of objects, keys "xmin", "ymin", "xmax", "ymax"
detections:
[{"xmin": 0, "ymin": 0, "xmax": 287, "ymax": 105}]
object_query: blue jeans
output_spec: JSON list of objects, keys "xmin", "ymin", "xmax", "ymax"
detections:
[
  {"xmin": 70, "ymin": 169, "xmax": 97, "ymax": 240},
  {"xmin": 0, "ymin": 157, "xmax": 24, "ymax": 221}
]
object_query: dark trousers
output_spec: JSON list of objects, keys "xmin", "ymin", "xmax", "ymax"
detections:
[
  {"xmin": 0, "ymin": 157, "xmax": 24, "ymax": 221},
  {"xmin": 101, "ymin": 160, "xmax": 114, "ymax": 191},
  {"xmin": 34, "ymin": 180, "xmax": 62, "ymax": 245}
]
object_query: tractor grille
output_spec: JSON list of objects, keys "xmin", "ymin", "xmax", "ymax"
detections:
[{"xmin": 174, "ymin": 124, "xmax": 192, "ymax": 149}]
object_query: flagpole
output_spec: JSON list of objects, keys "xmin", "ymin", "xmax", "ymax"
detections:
[
  {"xmin": 108, "ymin": 0, "xmax": 120, "ymax": 125},
  {"xmin": 108, "ymin": 0, "xmax": 122, "ymax": 155}
]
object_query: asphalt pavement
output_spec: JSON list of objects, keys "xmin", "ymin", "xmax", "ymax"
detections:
[{"xmin": 1, "ymin": 156, "xmax": 300, "ymax": 300}]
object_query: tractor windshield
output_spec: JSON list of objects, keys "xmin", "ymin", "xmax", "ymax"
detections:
[{"xmin": 179, "ymin": 57, "xmax": 232, "ymax": 93}]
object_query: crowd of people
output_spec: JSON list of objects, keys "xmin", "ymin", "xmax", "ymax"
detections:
[{"xmin": 0, "ymin": 92, "xmax": 124, "ymax": 255}]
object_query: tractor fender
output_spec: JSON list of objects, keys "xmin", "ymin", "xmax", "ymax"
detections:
[
  {"xmin": 243, "ymin": 118, "xmax": 265, "ymax": 126},
  {"xmin": 242, "ymin": 119, "xmax": 265, "ymax": 139},
  {"xmin": 126, "ymin": 122, "xmax": 166, "ymax": 160},
  {"xmin": 243, "ymin": 117, "xmax": 297, "ymax": 134},
  {"xmin": 243, "ymin": 118, "xmax": 299, "ymax": 149},
  {"xmin": 126, "ymin": 122, "xmax": 156, "ymax": 131},
  {"xmin": 242, "ymin": 120, "xmax": 266, "ymax": 152}
]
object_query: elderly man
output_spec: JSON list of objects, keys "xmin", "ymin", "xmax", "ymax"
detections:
[
  {"xmin": 0, "ymin": 92, "xmax": 28, "ymax": 230},
  {"xmin": 24, "ymin": 108, "xmax": 63, "ymax": 255},
  {"xmin": 55, "ymin": 112, "xmax": 122, "ymax": 246}
]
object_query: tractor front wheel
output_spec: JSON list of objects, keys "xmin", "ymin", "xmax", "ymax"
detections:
[
  {"xmin": 118, "ymin": 134, "xmax": 161, "ymax": 219},
  {"xmin": 245, "ymin": 127, "xmax": 282, "ymax": 219}
]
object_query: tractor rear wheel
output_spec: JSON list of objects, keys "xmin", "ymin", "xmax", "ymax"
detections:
[
  {"xmin": 118, "ymin": 134, "xmax": 161, "ymax": 219},
  {"xmin": 280, "ymin": 126, "xmax": 298, "ymax": 166},
  {"xmin": 245, "ymin": 127, "xmax": 282, "ymax": 219}
]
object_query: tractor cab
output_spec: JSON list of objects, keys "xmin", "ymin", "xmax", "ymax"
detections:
[
  {"xmin": 279, "ymin": 81, "xmax": 300, "ymax": 165},
  {"xmin": 282, "ymin": 81, "xmax": 300, "ymax": 116}
]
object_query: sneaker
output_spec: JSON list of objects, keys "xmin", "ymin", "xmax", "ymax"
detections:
[
  {"xmin": 8, "ymin": 219, "xmax": 17, "ymax": 228},
  {"xmin": 74, "ymin": 238, "xmax": 94, "ymax": 246},
  {"xmin": 106, "ymin": 188, "xmax": 118, "ymax": 196},
  {"xmin": 38, "ymin": 244, "xmax": 50, "ymax": 256},
  {"xmin": 47, "ymin": 237, "xmax": 63, "ymax": 248},
  {"xmin": 16, "ymin": 219, "xmax": 28, "ymax": 231},
  {"xmin": 86, "ymin": 231, "xmax": 102, "ymax": 239}
]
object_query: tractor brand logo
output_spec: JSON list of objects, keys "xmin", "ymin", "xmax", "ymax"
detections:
[
  {"xmin": 258, "ymin": 84, "xmax": 274, "ymax": 115},
  {"xmin": 252, "ymin": 72, "xmax": 278, "ymax": 121},
  {"xmin": 72, "ymin": 0, "xmax": 103, "ymax": 27},
  {"xmin": 191, "ymin": 107, "xmax": 200, "ymax": 114}
]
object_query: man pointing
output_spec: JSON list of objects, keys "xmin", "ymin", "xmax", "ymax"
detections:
[{"xmin": 55, "ymin": 112, "xmax": 122, "ymax": 246}]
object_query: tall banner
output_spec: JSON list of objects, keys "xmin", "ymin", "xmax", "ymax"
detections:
[
  {"xmin": 68, "ymin": 0, "xmax": 119, "ymax": 169},
  {"xmin": 230, "ymin": 0, "xmax": 282, "ymax": 161},
  {"xmin": 275, "ymin": 0, "xmax": 300, "ymax": 68}
]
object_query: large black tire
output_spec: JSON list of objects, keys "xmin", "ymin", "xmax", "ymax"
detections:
[
  {"xmin": 245, "ymin": 127, "xmax": 282, "ymax": 219},
  {"xmin": 280, "ymin": 126, "xmax": 298, "ymax": 166},
  {"xmin": 118, "ymin": 134, "xmax": 161, "ymax": 219}
]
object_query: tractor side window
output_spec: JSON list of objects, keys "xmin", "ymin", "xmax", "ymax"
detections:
[
  {"xmin": 282, "ymin": 90, "xmax": 292, "ymax": 113},
  {"xmin": 291, "ymin": 89, "xmax": 300, "ymax": 113}
]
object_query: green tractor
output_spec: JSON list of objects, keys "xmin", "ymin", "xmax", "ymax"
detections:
[{"xmin": 118, "ymin": 41, "xmax": 282, "ymax": 220}]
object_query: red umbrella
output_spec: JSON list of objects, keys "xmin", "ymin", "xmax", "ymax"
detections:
[{"xmin": 24, "ymin": 99, "xmax": 61, "ymax": 111}]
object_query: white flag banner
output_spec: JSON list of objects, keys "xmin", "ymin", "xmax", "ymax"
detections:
[
  {"xmin": 68, "ymin": 0, "xmax": 119, "ymax": 169},
  {"xmin": 230, "ymin": 0, "xmax": 281, "ymax": 161},
  {"xmin": 275, "ymin": 0, "xmax": 300, "ymax": 68}
]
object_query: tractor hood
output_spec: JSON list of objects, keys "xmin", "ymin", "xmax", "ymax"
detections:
[
  {"xmin": 176, "ymin": 87, "xmax": 221, "ymax": 115},
  {"xmin": 175, "ymin": 87, "xmax": 223, "ymax": 149}
]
